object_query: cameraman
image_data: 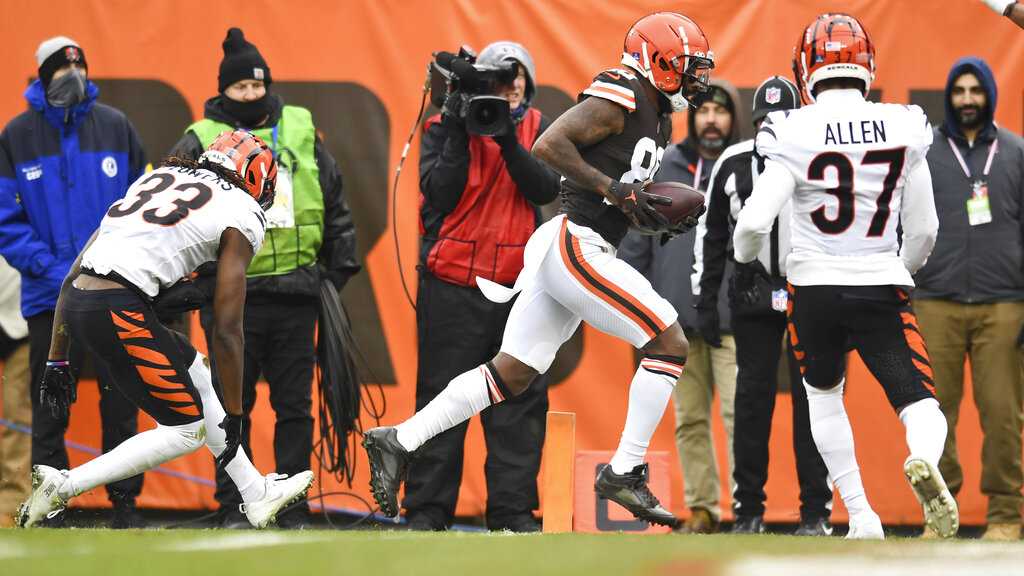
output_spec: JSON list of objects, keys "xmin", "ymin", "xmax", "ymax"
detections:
[{"xmin": 408, "ymin": 41, "xmax": 559, "ymax": 531}]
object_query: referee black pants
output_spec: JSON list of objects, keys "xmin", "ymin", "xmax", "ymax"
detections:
[
  {"xmin": 404, "ymin": 272, "xmax": 548, "ymax": 528},
  {"xmin": 731, "ymin": 311, "xmax": 831, "ymax": 521}
]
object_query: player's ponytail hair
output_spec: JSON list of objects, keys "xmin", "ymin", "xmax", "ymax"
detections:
[{"xmin": 162, "ymin": 156, "xmax": 248, "ymax": 193}]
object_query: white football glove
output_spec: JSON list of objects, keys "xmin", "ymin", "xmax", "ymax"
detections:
[{"xmin": 984, "ymin": 0, "xmax": 1016, "ymax": 15}]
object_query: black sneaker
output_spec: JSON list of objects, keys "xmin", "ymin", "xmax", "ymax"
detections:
[
  {"xmin": 488, "ymin": 514, "xmax": 541, "ymax": 533},
  {"xmin": 794, "ymin": 516, "xmax": 834, "ymax": 537},
  {"xmin": 362, "ymin": 427, "xmax": 411, "ymax": 518},
  {"xmin": 217, "ymin": 506, "xmax": 253, "ymax": 530},
  {"xmin": 110, "ymin": 499, "xmax": 147, "ymax": 529},
  {"xmin": 731, "ymin": 515, "xmax": 766, "ymax": 534},
  {"xmin": 406, "ymin": 514, "xmax": 446, "ymax": 531},
  {"xmin": 594, "ymin": 464, "xmax": 678, "ymax": 528}
]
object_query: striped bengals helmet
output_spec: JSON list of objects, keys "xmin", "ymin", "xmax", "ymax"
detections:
[
  {"xmin": 792, "ymin": 13, "xmax": 875, "ymax": 103},
  {"xmin": 621, "ymin": 12, "xmax": 714, "ymax": 111},
  {"xmin": 199, "ymin": 130, "xmax": 277, "ymax": 210}
]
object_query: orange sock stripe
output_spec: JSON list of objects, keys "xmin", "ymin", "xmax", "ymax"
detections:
[
  {"xmin": 168, "ymin": 404, "xmax": 200, "ymax": 417},
  {"xmin": 480, "ymin": 365, "xmax": 504, "ymax": 403},
  {"xmin": 640, "ymin": 359, "xmax": 684, "ymax": 378},
  {"xmin": 125, "ymin": 345, "xmax": 172, "ymax": 367}
]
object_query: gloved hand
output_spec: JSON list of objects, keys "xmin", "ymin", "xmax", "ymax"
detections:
[
  {"xmin": 695, "ymin": 305, "xmax": 722, "ymax": 348},
  {"xmin": 441, "ymin": 90, "xmax": 468, "ymax": 128},
  {"xmin": 983, "ymin": 0, "xmax": 1016, "ymax": 15},
  {"xmin": 608, "ymin": 180, "xmax": 671, "ymax": 233},
  {"xmin": 490, "ymin": 116, "xmax": 519, "ymax": 149},
  {"xmin": 731, "ymin": 260, "xmax": 771, "ymax": 309},
  {"xmin": 215, "ymin": 413, "xmax": 244, "ymax": 471},
  {"xmin": 657, "ymin": 204, "xmax": 707, "ymax": 245},
  {"xmin": 40, "ymin": 360, "xmax": 77, "ymax": 420}
]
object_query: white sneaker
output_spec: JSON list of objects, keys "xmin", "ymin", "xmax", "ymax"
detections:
[
  {"xmin": 241, "ymin": 470, "xmax": 314, "ymax": 529},
  {"xmin": 846, "ymin": 511, "xmax": 884, "ymax": 540},
  {"xmin": 17, "ymin": 465, "xmax": 69, "ymax": 528},
  {"xmin": 904, "ymin": 456, "xmax": 959, "ymax": 538}
]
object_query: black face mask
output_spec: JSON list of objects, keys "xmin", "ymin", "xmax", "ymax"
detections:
[
  {"xmin": 46, "ymin": 69, "xmax": 87, "ymax": 109},
  {"xmin": 223, "ymin": 94, "xmax": 271, "ymax": 128}
]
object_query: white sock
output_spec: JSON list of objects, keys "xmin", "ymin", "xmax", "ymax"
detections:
[
  {"xmin": 189, "ymin": 354, "xmax": 266, "ymax": 503},
  {"xmin": 898, "ymin": 398, "xmax": 947, "ymax": 468},
  {"xmin": 61, "ymin": 420, "xmax": 204, "ymax": 499},
  {"xmin": 395, "ymin": 364, "xmax": 503, "ymax": 452},
  {"xmin": 608, "ymin": 357, "xmax": 681, "ymax": 475},
  {"xmin": 803, "ymin": 379, "xmax": 872, "ymax": 518}
]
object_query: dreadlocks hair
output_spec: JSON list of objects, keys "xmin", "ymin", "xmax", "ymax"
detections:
[{"xmin": 162, "ymin": 155, "xmax": 248, "ymax": 192}]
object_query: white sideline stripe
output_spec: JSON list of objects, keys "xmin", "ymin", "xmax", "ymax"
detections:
[
  {"xmin": 725, "ymin": 552, "xmax": 1024, "ymax": 576},
  {"xmin": 160, "ymin": 533, "xmax": 334, "ymax": 552}
]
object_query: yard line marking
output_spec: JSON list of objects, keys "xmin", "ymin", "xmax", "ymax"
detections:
[{"xmin": 159, "ymin": 533, "xmax": 334, "ymax": 552}]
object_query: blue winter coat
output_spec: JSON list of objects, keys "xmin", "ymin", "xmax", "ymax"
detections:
[{"xmin": 0, "ymin": 80, "xmax": 145, "ymax": 317}]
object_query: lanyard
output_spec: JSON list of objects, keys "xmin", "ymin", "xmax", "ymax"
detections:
[
  {"xmin": 271, "ymin": 124, "xmax": 279, "ymax": 155},
  {"xmin": 693, "ymin": 157, "xmax": 704, "ymax": 190},
  {"xmin": 947, "ymin": 136, "xmax": 998, "ymax": 180}
]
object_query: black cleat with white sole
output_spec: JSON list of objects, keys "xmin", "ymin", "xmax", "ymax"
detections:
[
  {"xmin": 363, "ymin": 427, "xmax": 411, "ymax": 518},
  {"xmin": 594, "ymin": 463, "xmax": 679, "ymax": 528}
]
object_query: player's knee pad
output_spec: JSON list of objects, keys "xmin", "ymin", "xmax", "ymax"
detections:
[{"xmin": 639, "ymin": 354, "xmax": 686, "ymax": 382}]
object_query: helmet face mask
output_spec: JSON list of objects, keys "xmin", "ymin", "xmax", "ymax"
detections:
[{"xmin": 621, "ymin": 12, "xmax": 714, "ymax": 112}]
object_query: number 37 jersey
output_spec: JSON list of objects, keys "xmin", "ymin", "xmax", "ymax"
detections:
[
  {"xmin": 755, "ymin": 90, "xmax": 934, "ymax": 285},
  {"xmin": 82, "ymin": 165, "xmax": 267, "ymax": 297}
]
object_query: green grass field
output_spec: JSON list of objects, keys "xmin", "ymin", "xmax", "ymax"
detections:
[{"xmin": 1, "ymin": 529, "xmax": 1022, "ymax": 576}]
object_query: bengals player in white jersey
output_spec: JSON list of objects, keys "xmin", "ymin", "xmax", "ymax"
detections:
[
  {"xmin": 734, "ymin": 13, "xmax": 957, "ymax": 539},
  {"xmin": 364, "ymin": 12, "xmax": 712, "ymax": 527},
  {"xmin": 17, "ymin": 131, "xmax": 313, "ymax": 528}
]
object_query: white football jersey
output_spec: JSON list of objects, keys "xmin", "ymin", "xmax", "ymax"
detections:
[
  {"xmin": 754, "ymin": 89, "xmax": 934, "ymax": 285},
  {"xmin": 82, "ymin": 165, "xmax": 266, "ymax": 297}
]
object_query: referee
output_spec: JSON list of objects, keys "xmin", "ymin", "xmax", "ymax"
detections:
[{"xmin": 692, "ymin": 76, "xmax": 832, "ymax": 535}]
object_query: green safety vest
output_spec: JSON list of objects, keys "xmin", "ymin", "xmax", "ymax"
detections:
[{"xmin": 187, "ymin": 106, "xmax": 324, "ymax": 277}]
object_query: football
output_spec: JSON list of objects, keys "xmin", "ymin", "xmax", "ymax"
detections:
[{"xmin": 646, "ymin": 181, "xmax": 705, "ymax": 225}]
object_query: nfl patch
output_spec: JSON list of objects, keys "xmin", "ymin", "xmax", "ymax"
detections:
[
  {"xmin": 765, "ymin": 87, "xmax": 781, "ymax": 104},
  {"xmin": 64, "ymin": 46, "xmax": 80, "ymax": 62},
  {"xmin": 253, "ymin": 67, "xmax": 265, "ymax": 80}
]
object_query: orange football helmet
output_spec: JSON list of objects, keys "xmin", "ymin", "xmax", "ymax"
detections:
[
  {"xmin": 622, "ymin": 12, "xmax": 714, "ymax": 111},
  {"xmin": 792, "ymin": 13, "xmax": 875, "ymax": 103},
  {"xmin": 199, "ymin": 130, "xmax": 278, "ymax": 210}
]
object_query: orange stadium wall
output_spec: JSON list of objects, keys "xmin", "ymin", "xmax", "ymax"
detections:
[{"xmin": 1, "ymin": 0, "xmax": 1023, "ymax": 526}]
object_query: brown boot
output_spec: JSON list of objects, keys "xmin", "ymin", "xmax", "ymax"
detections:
[
  {"xmin": 981, "ymin": 523, "xmax": 1020, "ymax": 541},
  {"xmin": 676, "ymin": 507, "xmax": 718, "ymax": 534}
]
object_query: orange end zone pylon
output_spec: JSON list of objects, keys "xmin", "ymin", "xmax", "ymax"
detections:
[{"xmin": 542, "ymin": 411, "xmax": 576, "ymax": 533}]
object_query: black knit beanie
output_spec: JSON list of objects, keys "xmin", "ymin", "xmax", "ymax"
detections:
[
  {"xmin": 37, "ymin": 36, "xmax": 87, "ymax": 89},
  {"xmin": 218, "ymin": 28, "xmax": 271, "ymax": 93}
]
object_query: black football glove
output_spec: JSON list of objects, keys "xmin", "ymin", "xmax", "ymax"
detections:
[
  {"xmin": 441, "ymin": 90, "xmax": 468, "ymax": 129},
  {"xmin": 40, "ymin": 360, "xmax": 77, "ymax": 420},
  {"xmin": 215, "ymin": 413, "xmax": 244, "ymax": 471},
  {"xmin": 609, "ymin": 180, "xmax": 671, "ymax": 233},
  {"xmin": 695, "ymin": 305, "xmax": 722, "ymax": 348},
  {"xmin": 730, "ymin": 260, "xmax": 771, "ymax": 308}
]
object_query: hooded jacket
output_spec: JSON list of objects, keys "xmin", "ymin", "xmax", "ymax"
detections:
[
  {"xmin": 169, "ymin": 94, "xmax": 360, "ymax": 298},
  {"xmin": 618, "ymin": 79, "xmax": 740, "ymax": 331},
  {"xmin": 0, "ymin": 79, "xmax": 146, "ymax": 317},
  {"xmin": 913, "ymin": 57, "xmax": 1024, "ymax": 303}
]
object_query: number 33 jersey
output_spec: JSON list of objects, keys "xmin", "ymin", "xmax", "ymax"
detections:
[
  {"xmin": 82, "ymin": 165, "xmax": 267, "ymax": 297},
  {"xmin": 559, "ymin": 68, "xmax": 672, "ymax": 247},
  {"xmin": 754, "ymin": 90, "xmax": 935, "ymax": 286}
]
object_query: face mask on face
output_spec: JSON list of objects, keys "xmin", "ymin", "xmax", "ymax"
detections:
[
  {"xmin": 46, "ymin": 69, "xmax": 87, "ymax": 109},
  {"xmin": 223, "ymin": 94, "xmax": 271, "ymax": 128}
]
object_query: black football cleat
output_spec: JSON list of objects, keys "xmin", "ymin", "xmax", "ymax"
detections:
[
  {"xmin": 731, "ymin": 515, "xmax": 767, "ymax": 534},
  {"xmin": 362, "ymin": 427, "xmax": 411, "ymax": 518},
  {"xmin": 594, "ymin": 463, "xmax": 679, "ymax": 528}
]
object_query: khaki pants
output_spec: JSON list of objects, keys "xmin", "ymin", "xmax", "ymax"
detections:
[
  {"xmin": 0, "ymin": 342, "xmax": 32, "ymax": 522},
  {"xmin": 673, "ymin": 334, "xmax": 736, "ymax": 520},
  {"xmin": 914, "ymin": 299, "xmax": 1024, "ymax": 524}
]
